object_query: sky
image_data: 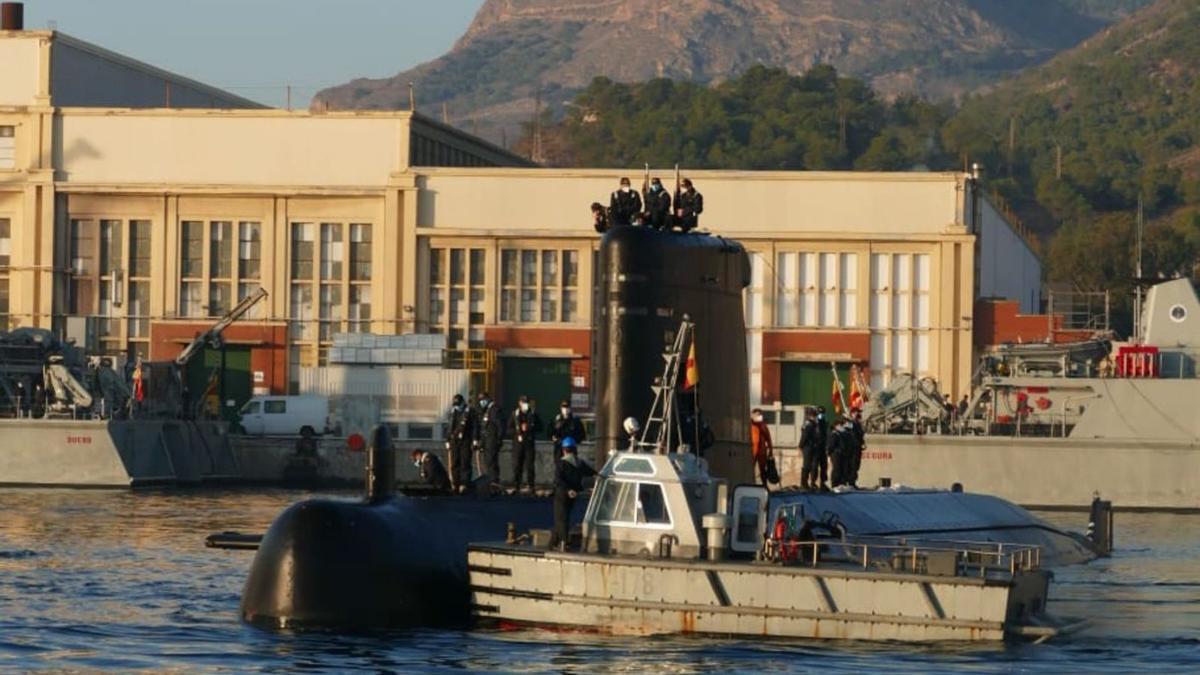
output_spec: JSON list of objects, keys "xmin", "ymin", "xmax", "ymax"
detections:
[{"xmin": 22, "ymin": 0, "xmax": 486, "ymax": 108}]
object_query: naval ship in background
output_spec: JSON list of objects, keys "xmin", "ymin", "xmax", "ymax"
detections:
[
  {"xmin": 858, "ymin": 278, "xmax": 1200, "ymax": 511},
  {"xmin": 0, "ymin": 291, "xmax": 265, "ymax": 487}
]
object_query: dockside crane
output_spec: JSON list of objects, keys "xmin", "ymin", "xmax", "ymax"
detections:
[{"xmin": 138, "ymin": 288, "xmax": 269, "ymax": 420}]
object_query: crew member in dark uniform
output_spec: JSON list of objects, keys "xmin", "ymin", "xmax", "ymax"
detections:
[
  {"xmin": 550, "ymin": 399, "xmax": 586, "ymax": 462},
  {"xmin": 799, "ymin": 407, "xmax": 819, "ymax": 490},
  {"xmin": 446, "ymin": 393, "xmax": 474, "ymax": 493},
  {"xmin": 507, "ymin": 395, "xmax": 543, "ymax": 493},
  {"xmin": 829, "ymin": 418, "xmax": 849, "ymax": 488},
  {"xmin": 645, "ymin": 177, "xmax": 672, "ymax": 230},
  {"xmin": 814, "ymin": 406, "xmax": 830, "ymax": 490},
  {"xmin": 849, "ymin": 410, "xmax": 866, "ymax": 488},
  {"xmin": 475, "ymin": 392, "xmax": 504, "ymax": 487},
  {"xmin": 609, "ymin": 177, "xmax": 642, "ymax": 227},
  {"xmin": 410, "ymin": 449, "xmax": 451, "ymax": 493},
  {"xmin": 591, "ymin": 202, "xmax": 609, "ymax": 234},
  {"xmin": 550, "ymin": 436, "xmax": 595, "ymax": 550},
  {"xmin": 674, "ymin": 178, "xmax": 704, "ymax": 232}
]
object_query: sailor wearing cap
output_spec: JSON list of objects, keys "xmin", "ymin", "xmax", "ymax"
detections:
[
  {"xmin": 550, "ymin": 436, "xmax": 596, "ymax": 550},
  {"xmin": 551, "ymin": 399, "xmax": 586, "ymax": 465}
]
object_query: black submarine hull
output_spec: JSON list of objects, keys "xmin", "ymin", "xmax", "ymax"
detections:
[
  {"xmin": 240, "ymin": 493, "xmax": 557, "ymax": 629},
  {"xmin": 595, "ymin": 226, "xmax": 752, "ymax": 482}
]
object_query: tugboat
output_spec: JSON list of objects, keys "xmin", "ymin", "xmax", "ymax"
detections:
[{"xmin": 468, "ymin": 319, "xmax": 1093, "ymax": 642}]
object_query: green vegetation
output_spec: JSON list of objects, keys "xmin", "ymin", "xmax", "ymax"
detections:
[
  {"xmin": 527, "ymin": 1, "xmax": 1200, "ymax": 333},
  {"xmin": 541, "ymin": 65, "xmax": 953, "ymax": 172}
]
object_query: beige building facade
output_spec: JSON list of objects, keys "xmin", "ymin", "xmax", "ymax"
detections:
[{"xmin": 0, "ymin": 28, "xmax": 1039, "ymax": 413}]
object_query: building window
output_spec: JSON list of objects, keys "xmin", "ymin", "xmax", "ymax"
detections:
[
  {"xmin": 562, "ymin": 250, "xmax": 579, "ymax": 322},
  {"xmin": 0, "ymin": 217, "xmax": 8, "ymax": 331},
  {"xmin": 0, "ymin": 217, "xmax": 10, "ymax": 269},
  {"xmin": 0, "ymin": 126, "xmax": 14, "ymax": 170},
  {"xmin": 69, "ymin": 219, "xmax": 96, "ymax": 315},
  {"xmin": 67, "ymin": 217, "xmax": 151, "ymax": 352},
  {"xmin": 127, "ymin": 281, "xmax": 149, "ymax": 339},
  {"xmin": 208, "ymin": 221, "xmax": 232, "ymax": 317},
  {"xmin": 499, "ymin": 247, "xmax": 581, "ymax": 324},
  {"xmin": 350, "ymin": 223, "xmax": 371, "ymax": 281},
  {"xmin": 775, "ymin": 251, "xmax": 858, "ymax": 328},
  {"xmin": 127, "ymin": 220, "xmax": 151, "ymax": 344},
  {"xmin": 178, "ymin": 219, "xmax": 262, "ymax": 321},
  {"xmin": 129, "ymin": 220, "xmax": 151, "ymax": 278},
  {"xmin": 320, "ymin": 223, "xmax": 343, "ymax": 280},
  {"xmin": 348, "ymin": 285, "xmax": 371, "ymax": 333},
  {"xmin": 869, "ymin": 252, "xmax": 932, "ymax": 388},
  {"xmin": 238, "ymin": 221, "xmax": 261, "ymax": 279},
  {"xmin": 181, "ymin": 221, "xmax": 203, "ymax": 279},
  {"xmin": 428, "ymin": 246, "xmax": 486, "ymax": 348},
  {"xmin": 288, "ymin": 221, "xmax": 375, "ymax": 357}
]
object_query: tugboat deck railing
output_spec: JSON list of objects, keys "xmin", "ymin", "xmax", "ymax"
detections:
[{"xmin": 768, "ymin": 536, "xmax": 1041, "ymax": 578}]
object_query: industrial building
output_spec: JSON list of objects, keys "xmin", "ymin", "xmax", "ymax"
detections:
[{"xmin": 0, "ymin": 18, "xmax": 1042, "ymax": 425}]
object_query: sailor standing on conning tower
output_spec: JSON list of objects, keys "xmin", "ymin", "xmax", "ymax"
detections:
[
  {"xmin": 645, "ymin": 177, "xmax": 672, "ymax": 230},
  {"xmin": 674, "ymin": 178, "xmax": 704, "ymax": 232},
  {"xmin": 609, "ymin": 177, "xmax": 642, "ymax": 227}
]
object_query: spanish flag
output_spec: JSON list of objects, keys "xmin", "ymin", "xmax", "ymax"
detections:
[
  {"xmin": 849, "ymin": 364, "xmax": 864, "ymax": 412},
  {"xmin": 683, "ymin": 340, "xmax": 699, "ymax": 390},
  {"xmin": 831, "ymin": 364, "xmax": 846, "ymax": 416}
]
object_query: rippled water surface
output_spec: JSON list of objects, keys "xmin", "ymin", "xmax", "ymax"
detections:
[{"xmin": 0, "ymin": 489, "xmax": 1197, "ymax": 673}]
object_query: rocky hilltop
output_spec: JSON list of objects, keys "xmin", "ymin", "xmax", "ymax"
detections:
[{"xmin": 314, "ymin": 0, "xmax": 1148, "ymax": 142}]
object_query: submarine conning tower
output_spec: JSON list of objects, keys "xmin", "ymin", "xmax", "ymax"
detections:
[{"xmin": 594, "ymin": 225, "xmax": 753, "ymax": 484}]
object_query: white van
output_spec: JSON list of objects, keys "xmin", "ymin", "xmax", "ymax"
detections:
[{"xmin": 237, "ymin": 395, "xmax": 333, "ymax": 436}]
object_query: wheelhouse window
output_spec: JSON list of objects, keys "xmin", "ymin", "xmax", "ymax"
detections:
[{"xmin": 594, "ymin": 479, "xmax": 672, "ymax": 527}]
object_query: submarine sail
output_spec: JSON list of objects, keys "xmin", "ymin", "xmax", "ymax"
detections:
[{"xmin": 594, "ymin": 225, "xmax": 752, "ymax": 483}]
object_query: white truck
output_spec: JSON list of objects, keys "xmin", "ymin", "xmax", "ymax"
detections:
[{"xmin": 236, "ymin": 395, "xmax": 334, "ymax": 436}]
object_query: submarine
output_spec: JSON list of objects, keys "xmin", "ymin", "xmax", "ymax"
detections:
[
  {"xmin": 235, "ymin": 224, "xmax": 1109, "ymax": 631},
  {"xmin": 236, "ymin": 224, "xmax": 754, "ymax": 629}
]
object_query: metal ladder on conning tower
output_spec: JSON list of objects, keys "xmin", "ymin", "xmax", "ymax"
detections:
[{"xmin": 636, "ymin": 316, "xmax": 693, "ymax": 454}]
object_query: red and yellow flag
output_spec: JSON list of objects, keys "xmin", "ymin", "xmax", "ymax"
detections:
[
  {"xmin": 831, "ymin": 363, "xmax": 846, "ymax": 416},
  {"xmin": 849, "ymin": 364, "xmax": 864, "ymax": 412},
  {"xmin": 683, "ymin": 340, "xmax": 699, "ymax": 390}
]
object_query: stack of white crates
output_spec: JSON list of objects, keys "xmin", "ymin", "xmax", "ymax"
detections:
[
  {"xmin": 327, "ymin": 333, "xmax": 446, "ymax": 366},
  {"xmin": 300, "ymin": 333, "xmax": 467, "ymax": 441}
]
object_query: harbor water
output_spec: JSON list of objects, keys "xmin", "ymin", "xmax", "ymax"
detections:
[{"xmin": 0, "ymin": 489, "xmax": 1197, "ymax": 673}]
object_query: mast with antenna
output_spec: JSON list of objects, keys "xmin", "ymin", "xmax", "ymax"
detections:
[{"xmin": 1134, "ymin": 195, "xmax": 1144, "ymax": 342}]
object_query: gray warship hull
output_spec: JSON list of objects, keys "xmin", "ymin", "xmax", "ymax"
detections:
[
  {"xmin": 858, "ymin": 433, "xmax": 1197, "ymax": 511},
  {"xmin": 0, "ymin": 419, "xmax": 237, "ymax": 487}
]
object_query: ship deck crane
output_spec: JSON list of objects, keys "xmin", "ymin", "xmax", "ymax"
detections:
[{"xmin": 175, "ymin": 287, "xmax": 269, "ymax": 368}]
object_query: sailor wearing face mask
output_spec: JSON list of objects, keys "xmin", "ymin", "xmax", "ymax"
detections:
[
  {"xmin": 645, "ymin": 177, "xmax": 673, "ymax": 230},
  {"xmin": 750, "ymin": 408, "xmax": 774, "ymax": 487},
  {"xmin": 475, "ymin": 392, "xmax": 505, "ymax": 488},
  {"xmin": 609, "ymin": 177, "xmax": 643, "ymax": 227},
  {"xmin": 551, "ymin": 399, "xmax": 586, "ymax": 467},
  {"xmin": 507, "ymin": 395, "xmax": 544, "ymax": 494},
  {"xmin": 446, "ymin": 393, "xmax": 475, "ymax": 493}
]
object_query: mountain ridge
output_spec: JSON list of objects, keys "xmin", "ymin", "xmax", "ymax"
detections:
[{"xmin": 313, "ymin": 0, "xmax": 1150, "ymax": 143}]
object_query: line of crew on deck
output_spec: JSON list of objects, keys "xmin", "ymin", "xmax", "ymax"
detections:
[
  {"xmin": 413, "ymin": 393, "xmax": 587, "ymax": 495},
  {"xmin": 796, "ymin": 406, "xmax": 866, "ymax": 491},
  {"xmin": 592, "ymin": 176, "xmax": 704, "ymax": 234},
  {"xmin": 748, "ymin": 404, "xmax": 868, "ymax": 491}
]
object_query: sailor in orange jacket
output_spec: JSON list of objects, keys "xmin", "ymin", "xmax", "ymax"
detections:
[{"xmin": 750, "ymin": 408, "xmax": 774, "ymax": 487}]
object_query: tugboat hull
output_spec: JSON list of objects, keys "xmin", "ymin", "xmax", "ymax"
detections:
[{"xmin": 469, "ymin": 545, "xmax": 1057, "ymax": 642}]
